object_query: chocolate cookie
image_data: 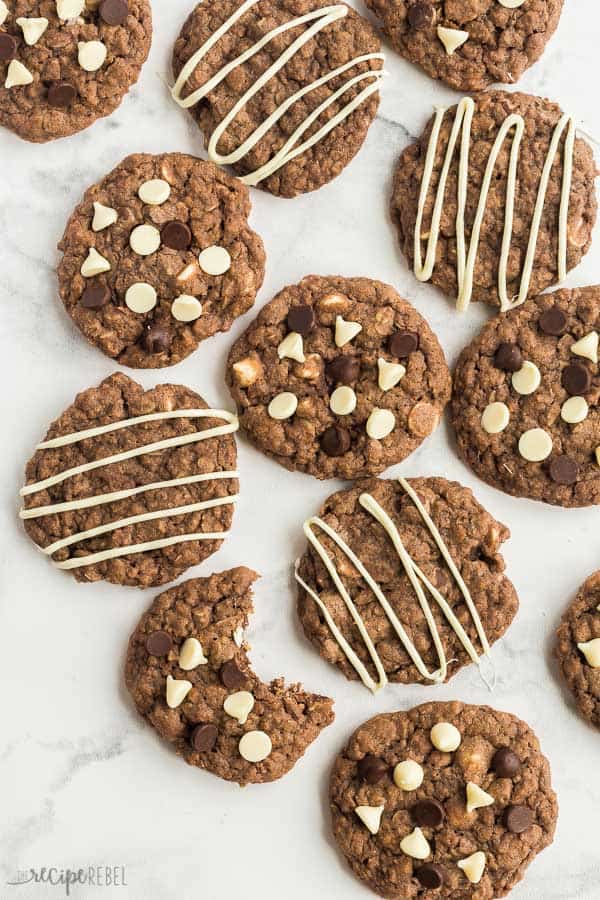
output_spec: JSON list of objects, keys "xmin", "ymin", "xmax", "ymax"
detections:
[
  {"xmin": 171, "ymin": 0, "xmax": 383, "ymax": 198},
  {"xmin": 392, "ymin": 91, "xmax": 597, "ymax": 310},
  {"xmin": 227, "ymin": 276, "xmax": 451, "ymax": 480},
  {"xmin": 330, "ymin": 701, "xmax": 557, "ymax": 898},
  {"xmin": 364, "ymin": 0, "xmax": 564, "ymax": 91},
  {"xmin": 0, "ymin": 0, "xmax": 151, "ymax": 142},
  {"xmin": 556, "ymin": 571, "xmax": 600, "ymax": 729},
  {"xmin": 296, "ymin": 476, "xmax": 518, "ymax": 688},
  {"xmin": 57, "ymin": 153, "xmax": 265, "ymax": 368},
  {"xmin": 125, "ymin": 567, "xmax": 334, "ymax": 784},
  {"xmin": 20, "ymin": 372, "xmax": 239, "ymax": 587},
  {"xmin": 452, "ymin": 287, "xmax": 600, "ymax": 507}
]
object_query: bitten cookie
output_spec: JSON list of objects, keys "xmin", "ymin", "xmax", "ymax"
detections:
[
  {"xmin": 227, "ymin": 276, "xmax": 451, "ymax": 480},
  {"xmin": 125, "ymin": 567, "xmax": 334, "ymax": 785},
  {"xmin": 57, "ymin": 153, "xmax": 265, "ymax": 368},
  {"xmin": 171, "ymin": 0, "xmax": 383, "ymax": 198},
  {"xmin": 20, "ymin": 372, "xmax": 239, "ymax": 588},
  {"xmin": 330, "ymin": 702, "xmax": 558, "ymax": 898},
  {"xmin": 392, "ymin": 91, "xmax": 597, "ymax": 310},
  {"xmin": 452, "ymin": 287, "xmax": 600, "ymax": 507},
  {"xmin": 0, "ymin": 0, "xmax": 151, "ymax": 142},
  {"xmin": 364, "ymin": 0, "xmax": 564, "ymax": 92},
  {"xmin": 296, "ymin": 476, "xmax": 518, "ymax": 689},
  {"xmin": 556, "ymin": 571, "xmax": 600, "ymax": 729}
]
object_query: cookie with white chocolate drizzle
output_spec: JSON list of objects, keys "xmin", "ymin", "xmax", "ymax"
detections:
[
  {"xmin": 20, "ymin": 373, "xmax": 239, "ymax": 588},
  {"xmin": 392, "ymin": 91, "xmax": 597, "ymax": 310},
  {"xmin": 171, "ymin": 0, "xmax": 383, "ymax": 197},
  {"xmin": 296, "ymin": 476, "xmax": 518, "ymax": 687},
  {"xmin": 125, "ymin": 567, "xmax": 334, "ymax": 785}
]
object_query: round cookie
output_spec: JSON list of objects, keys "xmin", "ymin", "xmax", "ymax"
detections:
[
  {"xmin": 296, "ymin": 476, "xmax": 518, "ymax": 688},
  {"xmin": 20, "ymin": 372, "xmax": 239, "ymax": 588},
  {"xmin": 556, "ymin": 571, "xmax": 600, "ymax": 729},
  {"xmin": 0, "ymin": 0, "xmax": 152, "ymax": 143},
  {"xmin": 330, "ymin": 701, "xmax": 558, "ymax": 898},
  {"xmin": 125, "ymin": 567, "xmax": 335, "ymax": 785},
  {"xmin": 364, "ymin": 0, "xmax": 564, "ymax": 92},
  {"xmin": 392, "ymin": 91, "xmax": 597, "ymax": 310},
  {"xmin": 452, "ymin": 287, "xmax": 600, "ymax": 507},
  {"xmin": 226, "ymin": 276, "xmax": 451, "ymax": 480},
  {"xmin": 57, "ymin": 153, "xmax": 266, "ymax": 368},
  {"xmin": 171, "ymin": 0, "xmax": 383, "ymax": 198}
]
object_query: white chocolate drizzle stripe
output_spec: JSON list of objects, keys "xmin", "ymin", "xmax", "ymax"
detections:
[
  {"xmin": 41, "ymin": 494, "xmax": 239, "ymax": 556},
  {"xmin": 171, "ymin": 0, "xmax": 383, "ymax": 186},
  {"xmin": 54, "ymin": 532, "xmax": 229, "ymax": 570},
  {"xmin": 414, "ymin": 96, "xmax": 575, "ymax": 313},
  {"xmin": 19, "ymin": 471, "xmax": 239, "ymax": 520}
]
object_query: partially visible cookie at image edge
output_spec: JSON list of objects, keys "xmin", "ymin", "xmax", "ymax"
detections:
[{"xmin": 556, "ymin": 571, "xmax": 600, "ymax": 729}]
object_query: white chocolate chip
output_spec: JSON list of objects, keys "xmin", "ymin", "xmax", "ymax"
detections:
[
  {"xmin": 378, "ymin": 357, "xmax": 405, "ymax": 391},
  {"xmin": 330, "ymin": 386, "xmax": 357, "ymax": 416},
  {"xmin": 335, "ymin": 315, "xmax": 362, "ymax": 347},
  {"xmin": 498, "ymin": 0, "xmax": 526, "ymax": 7},
  {"xmin": 430, "ymin": 722, "xmax": 461, "ymax": 752},
  {"xmin": 92, "ymin": 201, "xmax": 118, "ymax": 232},
  {"xmin": 319, "ymin": 292, "xmax": 350, "ymax": 313},
  {"xmin": 400, "ymin": 827, "xmax": 431, "ymax": 860},
  {"xmin": 437, "ymin": 25, "xmax": 469, "ymax": 55},
  {"xmin": 561, "ymin": 396, "xmax": 588, "ymax": 424},
  {"xmin": 518, "ymin": 428, "xmax": 553, "ymax": 462},
  {"xmin": 238, "ymin": 730, "xmax": 272, "ymax": 762},
  {"xmin": 596, "ymin": 447, "xmax": 600, "ymax": 468},
  {"xmin": 366, "ymin": 407, "xmax": 395, "ymax": 440},
  {"xmin": 125, "ymin": 282, "xmax": 157, "ymax": 314},
  {"xmin": 577, "ymin": 638, "xmax": 600, "ymax": 668},
  {"xmin": 393, "ymin": 759, "xmax": 424, "ymax": 791},
  {"xmin": 458, "ymin": 851, "xmax": 486, "ymax": 885},
  {"xmin": 77, "ymin": 40, "xmax": 107, "ymax": 71},
  {"xmin": 466, "ymin": 782, "xmax": 495, "ymax": 813},
  {"xmin": 165, "ymin": 674, "xmax": 192, "ymax": 709},
  {"xmin": 278, "ymin": 331, "xmax": 305, "ymax": 363},
  {"xmin": 138, "ymin": 178, "xmax": 171, "ymax": 206},
  {"xmin": 571, "ymin": 332, "xmax": 599, "ymax": 364},
  {"xmin": 176, "ymin": 262, "xmax": 198, "ymax": 283},
  {"xmin": 233, "ymin": 626, "xmax": 244, "ymax": 648},
  {"xmin": 5, "ymin": 60, "xmax": 34, "ymax": 89},
  {"xmin": 178, "ymin": 637, "xmax": 208, "ymax": 671},
  {"xmin": 171, "ymin": 295, "xmax": 202, "ymax": 322},
  {"xmin": 511, "ymin": 361, "xmax": 541, "ymax": 395},
  {"xmin": 17, "ymin": 17, "xmax": 49, "ymax": 45},
  {"xmin": 232, "ymin": 356, "xmax": 263, "ymax": 387},
  {"xmin": 268, "ymin": 392, "xmax": 298, "ymax": 420},
  {"xmin": 56, "ymin": 0, "xmax": 85, "ymax": 19},
  {"xmin": 80, "ymin": 247, "xmax": 111, "ymax": 277},
  {"xmin": 199, "ymin": 245, "xmax": 231, "ymax": 276},
  {"xmin": 129, "ymin": 224, "xmax": 161, "ymax": 256},
  {"xmin": 0, "ymin": 1, "xmax": 8, "ymax": 26},
  {"xmin": 481, "ymin": 402, "xmax": 509, "ymax": 434},
  {"xmin": 354, "ymin": 805, "xmax": 384, "ymax": 835},
  {"xmin": 223, "ymin": 690, "xmax": 255, "ymax": 725}
]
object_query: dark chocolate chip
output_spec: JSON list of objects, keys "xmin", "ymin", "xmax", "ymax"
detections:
[
  {"xmin": 325, "ymin": 355, "xmax": 360, "ymax": 384},
  {"xmin": 0, "ymin": 33, "xmax": 17, "ymax": 60},
  {"xmin": 415, "ymin": 863, "xmax": 445, "ymax": 890},
  {"xmin": 220, "ymin": 659, "xmax": 246, "ymax": 689},
  {"xmin": 145, "ymin": 630, "xmax": 172, "ymax": 656},
  {"xmin": 357, "ymin": 754, "xmax": 388, "ymax": 784},
  {"xmin": 190, "ymin": 723, "xmax": 218, "ymax": 752},
  {"xmin": 389, "ymin": 331, "xmax": 419, "ymax": 358},
  {"xmin": 503, "ymin": 804, "xmax": 534, "ymax": 834},
  {"xmin": 411, "ymin": 799, "xmax": 445, "ymax": 828},
  {"xmin": 539, "ymin": 307, "xmax": 568, "ymax": 336},
  {"xmin": 494, "ymin": 342, "xmax": 523, "ymax": 372},
  {"xmin": 142, "ymin": 324, "xmax": 171, "ymax": 355},
  {"xmin": 47, "ymin": 82, "xmax": 77, "ymax": 108},
  {"xmin": 562, "ymin": 362, "xmax": 591, "ymax": 396},
  {"xmin": 99, "ymin": 0, "xmax": 129, "ymax": 25},
  {"xmin": 549, "ymin": 456, "xmax": 579, "ymax": 485},
  {"xmin": 287, "ymin": 305, "xmax": 315, "ymax": 336},
  {"xmin": 161, "ymin": 220, "xmax": 192, "ymax": 251},
  {"xmin": 320, "ymin": 425, "xmax": 351, "ymax": 457},
  {"xmin": 408, "ymin": 3, "xmax": 436, "ymax": 30},
  {"xmin": 491, "ymin": 747, "xmax": 521, "ymax": 778},
  {"xmin": 81, "ymin": 283, "xmax": 111, "ymax": 309}
]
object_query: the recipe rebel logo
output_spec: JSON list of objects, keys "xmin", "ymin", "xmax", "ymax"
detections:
[{"xmin": 6, "ymin": 866, "xmax": 127, "ymax": 895}]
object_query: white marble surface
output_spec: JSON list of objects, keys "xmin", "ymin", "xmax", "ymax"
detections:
[{"xmin": 2, "ymin": 1, "xmax": 600, "ymax": 898}]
